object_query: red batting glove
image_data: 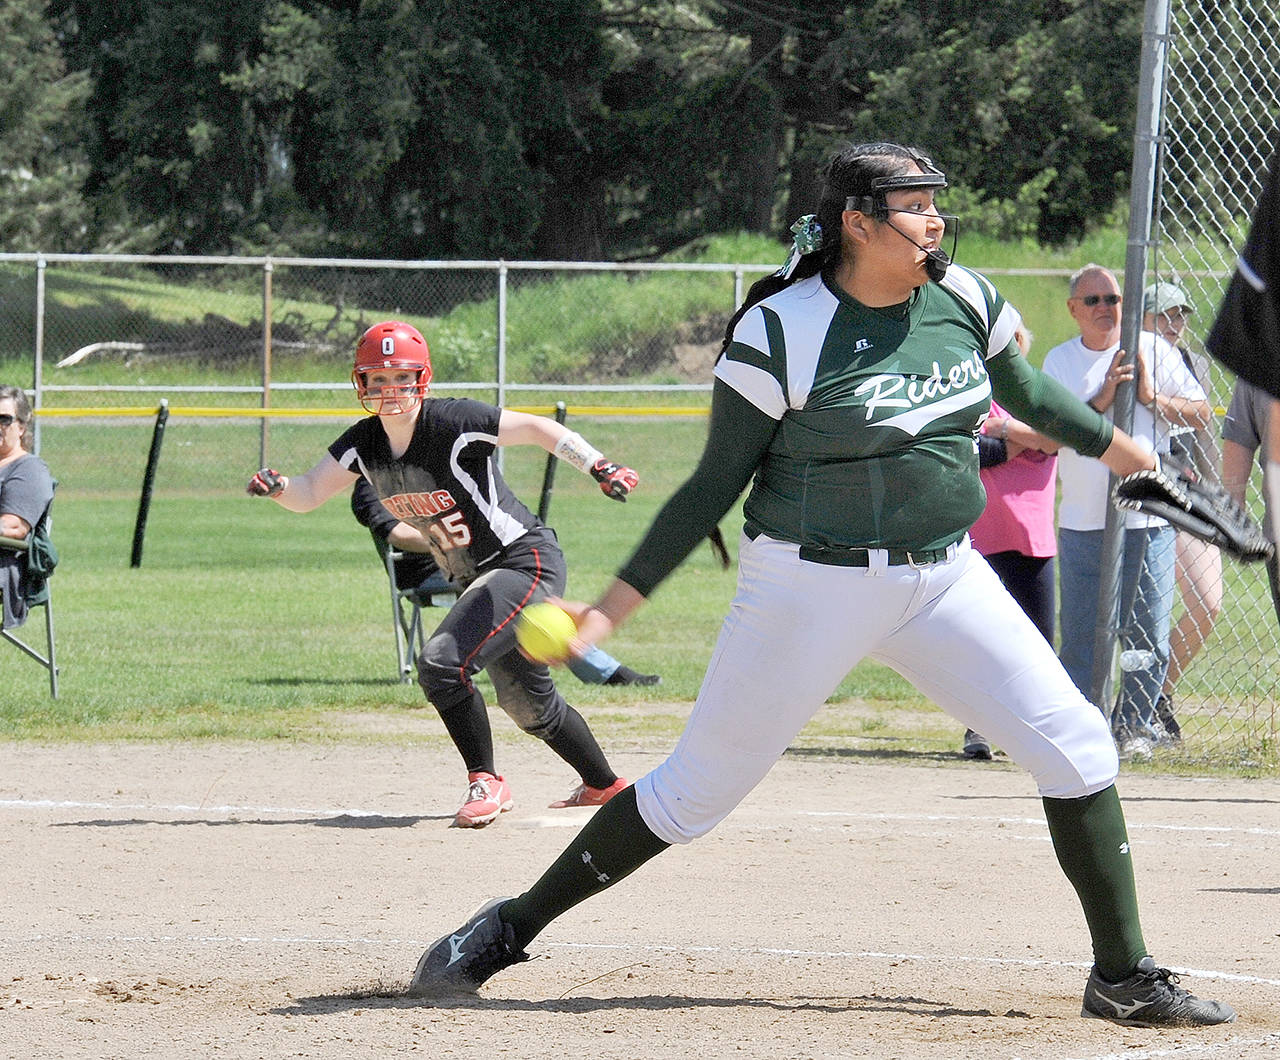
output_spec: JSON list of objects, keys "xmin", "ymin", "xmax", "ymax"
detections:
[
  {"xmin": 590, "ymin": 459, "xmax": 638, "ymax": 502},
  {"xmin": 247, "ymin": 467, "xmax": 285, "ymax": 497}
]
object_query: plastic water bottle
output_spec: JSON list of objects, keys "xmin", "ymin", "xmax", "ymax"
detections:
[{"xmin": 1118, "ymin": 649, "xmax": 1157, "ymax": 672}]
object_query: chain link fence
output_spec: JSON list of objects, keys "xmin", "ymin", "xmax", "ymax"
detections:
[
  {"xmin": 1138, "ymin": 0, "xmax": 1280, "ymax": 761},
  {"xmin": 0, "ymin": 254, "xmax": 759, "ymax": 398},
  {"xmin": 3, "ymin": 10, "xmax": 1278, "ymax": 761},
  {"xmin": 0, "ymin": 252, "xmax": 763, "ymax": 503}
]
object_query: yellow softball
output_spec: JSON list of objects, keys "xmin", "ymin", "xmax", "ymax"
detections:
[{"xmin": 515, "ymin": 602, "xmax": 578, "ymax": 663}]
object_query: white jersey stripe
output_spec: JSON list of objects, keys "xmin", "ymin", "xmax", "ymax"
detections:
[
  {"xmin": 717, "ymin": 309, "xmax": 789, "ymax": 418},
  {"xmin": 715, "ymin": 360, "xmax": 788, "ymax": 419},
  {"xmin": 333, "ymin": 444, "xmax": 364, "ymax": 475},
  {"xmin": 941, "ymin": 265, "xmax": 1022, "ymax": 358},
  {"xmin": 940, "ymin": 266, "xmax": 991, "ymax": 330},
  {"xmin": 776, "ymin": 278, "xmax": 839, "ymax": 409},
  {"xmin": 989, "ymin": 302, "xmax": 1022, "ymax": 358},
  {"xmin": 715, "ymin": 274, "xmax": 843, "ymax": 417},
  {"xmin": 449, "ymin": 431, "xmax": 527, "ymax": 546}
]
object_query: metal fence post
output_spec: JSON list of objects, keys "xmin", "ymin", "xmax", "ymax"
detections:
[
  {"xmin": 260, "ymin": 259, "xmax": 273, "ymax": 467},
  {"xmin": 496, "ymin": 261, "xmax": 508, "ymax": 410},
  {"xmin": 1087, "ymin": 0, "xmax": 1172, "ymax": 714},
  {"xmin": 33, "ymin": 258, "xmax": 46, "ymax": 455},
  {"xmin": 496, "ymin": 261, "xmax": 508, "ymax": 471}
]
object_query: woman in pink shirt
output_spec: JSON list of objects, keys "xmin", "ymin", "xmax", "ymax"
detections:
[{"xmin": 963, "ymin": 330, "xmax": 1060, "ymax": 759}]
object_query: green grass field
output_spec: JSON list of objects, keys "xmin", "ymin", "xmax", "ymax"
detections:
[
  {"xmin": 8, "ymin": 412, "xmax": 1275, "ymax": 776},
  {"xmin": 3, "ymin": 233, "xmax": 1274, "ymax": 774},
  {"xmin": 8, "ymin": 415, "xmax": 930, "ymax": 731}
]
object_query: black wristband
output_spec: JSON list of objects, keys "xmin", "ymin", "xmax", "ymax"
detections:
[{"xmin": 977, "ymin": 434, "xmax": 1008, "ymax": 468}]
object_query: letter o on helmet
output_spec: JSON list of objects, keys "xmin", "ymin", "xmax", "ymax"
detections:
[{"xmin": 352, "ymin": 321, "xmax": 433, "ymax": 414}]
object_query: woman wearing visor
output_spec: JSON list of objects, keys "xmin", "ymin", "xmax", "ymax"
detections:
[{"xmin": 409, "ymin": 142, "xmax": 1235, "ymax": 1029}]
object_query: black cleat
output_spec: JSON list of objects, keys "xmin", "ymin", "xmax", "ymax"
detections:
[
  {"xmin": 606, "ymin": 665, "xmax": 661, "ymax": 687},
  {"xmin": 1082, "ymin": 957, "xmax": 1236, "ymax": 1026},
  {"xmin": 961, "ymin": 729, "xmax": 993, "ymax": 760},
  {"xmin": 407, "ymin": 898, "xmax": 529, "ymax": 998},
  {"xmin": 1154, "ymin": 694, "xmax": 1183, "ymax": 743}
]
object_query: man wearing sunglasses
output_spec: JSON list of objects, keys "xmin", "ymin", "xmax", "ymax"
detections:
[{"xmin": 1042, "ymin": 265, "xmax": 1211, "ymax": 760}]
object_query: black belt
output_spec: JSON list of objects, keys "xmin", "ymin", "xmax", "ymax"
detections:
[{"xmin": 797, "ymin": 542, "xmax": 957, "ymax": 567}]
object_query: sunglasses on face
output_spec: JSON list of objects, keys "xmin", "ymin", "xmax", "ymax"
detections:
[
  {"xmin": 1078, "ymin": 293, "xmax": 1121, "ymax": 307},
  {"xmin": 0, "ymin": 414, "xmax": 16, "ymax": 429}
]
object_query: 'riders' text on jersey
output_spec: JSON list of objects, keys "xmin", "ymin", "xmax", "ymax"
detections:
[
  {"xmin": 717, "ymin": 266, "xmax": 1019, "ymax": 552},
  {"xmin": 329, "ymin": 398, "xmax": 546, "ymax": 585}
]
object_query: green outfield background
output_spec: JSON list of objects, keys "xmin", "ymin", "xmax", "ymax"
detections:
[
  {"xmin": 3, "ymin": 231, "xmax": 1275, "ymax": 773},
  {"xmin": 6, "ymin": 409, "xmax": 1272, "ymax": 776},
  {"xmin": 9, "ymin": 414, "xmax": 912, "ymax": 732}
]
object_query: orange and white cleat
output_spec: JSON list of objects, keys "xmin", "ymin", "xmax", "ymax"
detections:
[
  {"xmin": 454, "ymin": 772, "xmax": 513, "ymax": 827},
  {"xmin": 548, "ymin": 777, "xmax": 628, "ymax": 809}
]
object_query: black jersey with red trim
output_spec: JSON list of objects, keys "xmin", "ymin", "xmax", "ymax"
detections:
[
  {"xmin": 1208, "ymin": 134, "xmax": 1280, "ymax": 400},
  {"xmin": 328, "ymin": 398, "xmax": 547, "ymax": 585}
]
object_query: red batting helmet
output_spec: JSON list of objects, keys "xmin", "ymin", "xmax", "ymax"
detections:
[{"xmin": 352, "ymin": 320, "xmax": 432, "ymax": 414}]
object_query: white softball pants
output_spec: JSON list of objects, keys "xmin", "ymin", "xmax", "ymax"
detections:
[{"xmin": 634, "ymin": 533, "xmax": 1119, "ymax": 845}]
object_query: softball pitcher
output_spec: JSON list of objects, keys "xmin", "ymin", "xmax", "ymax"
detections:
[
  {"xmin": 247, "ymin": 321, "xmax": 638, "ymax": 827},
  {"xmin": 409, "ymin": 142, "xmax": 1236, "ymax": 1028}
]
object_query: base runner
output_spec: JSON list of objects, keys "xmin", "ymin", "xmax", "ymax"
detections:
[
  {"xmin": 247, "ymin": 321, "xmax": 639, "ymax": 827},
  {"xmin": 409, "ymin": 142, "xmax": 1235, "ymax": 1028}
]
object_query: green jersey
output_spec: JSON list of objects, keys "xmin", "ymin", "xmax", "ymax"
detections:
[
  {"xmin": 616, "ymin": 267, "xmax": 1109, "ymax": 598},
  {"xmin": 717, "ymin": 266, "xmax": 1018, "ymax": 552}
]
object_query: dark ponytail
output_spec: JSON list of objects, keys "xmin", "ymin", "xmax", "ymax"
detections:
[
  {"xmin": 717, "ymin": 141, "xmax": 928, "ymax": 360},
  {"xmin": 716, "ymin": 241, "xmax": 835, "ymax": 361}
]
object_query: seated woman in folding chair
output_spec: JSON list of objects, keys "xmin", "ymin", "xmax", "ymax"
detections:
[
  {"xmin": 0, "ymin": 385, "xmax": 54, "ymax": 632},
  {"xmin": 248, "ymin": 322, "xmax": 642, "ymax": 829},
  {"xmin": 350, "ymin": 474, "xmax": 660, "ymax": 688}
]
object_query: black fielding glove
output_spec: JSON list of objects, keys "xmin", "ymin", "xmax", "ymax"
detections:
[{"xmin": 1113, "ymin": 460, "xmax": 1273, "ymax": 562}]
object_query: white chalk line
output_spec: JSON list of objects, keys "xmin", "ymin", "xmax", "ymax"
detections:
[
  {"xmin": 1, "ymin": 934, "xmax": 1277, "ymax": 989},
  {"xmin": 0, "ymin": 797, "xmax": 388, "ymax": 817},
  {"xmin": 1014, "ymin": 1032, "xmax": 1280, "ymax": 1060},
  {"xmin": 797, "ymin": 810, "xmax": 1280, "ymax": 838},
  {"xmin": 550, "ymin": 942, "xmax": 1280, "ymax": 988},
  {"xmin": 0, "ymin": 797, "xmax": 1276, "ymax": 840}
]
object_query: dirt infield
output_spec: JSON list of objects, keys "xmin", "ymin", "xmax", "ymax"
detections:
[{"xmin": 1, "ymin": 734, "xmax": 1278, "ymax": 1059}]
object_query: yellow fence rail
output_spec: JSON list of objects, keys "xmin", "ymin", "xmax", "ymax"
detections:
[{"xmin": 37, "ymin": 405, "xmax": 710, "ymax": 419}]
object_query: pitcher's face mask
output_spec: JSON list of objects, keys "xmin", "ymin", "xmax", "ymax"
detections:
[{"xmin": 845, "ymin": 154, "xmax": 957, "ymax": 282}]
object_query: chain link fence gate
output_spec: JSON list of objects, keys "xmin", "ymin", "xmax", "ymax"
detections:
[
  {"xmin": 1132, "ymin": 0, "xmax": 1280, "ymax": 762},
  {"xmin": 1, "ymin": 255, "xmax": 758, "ymax": 510}
]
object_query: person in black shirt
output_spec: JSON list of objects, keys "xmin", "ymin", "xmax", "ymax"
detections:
[
  {"xmin": 349, "ymin": 475, "xmax": 659, "ymax": 687},
  {"xmin": 249, "ymin": 321, "xmax": 641, "ymax": 827},
  {"xmin": 1207, "ymin": 132, "xmax": 1280, "ymax": 530}
]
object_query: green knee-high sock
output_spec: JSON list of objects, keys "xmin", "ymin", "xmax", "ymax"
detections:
[
  {"xmin": 500, "ymin": 786, "xmax": 670, "ymax": 950},
  {"xmin": 1042, "ymin": 784, "xmax": 1147, "ymax": 982}
]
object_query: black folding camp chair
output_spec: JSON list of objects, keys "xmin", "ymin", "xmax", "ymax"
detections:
[
  {"xmin": 0, "ymin": 484, "xmax": 59, "ymax": 696},
  {"xmin": 370, "ymin": 530, "xmax": 456, "ymax": 683}
]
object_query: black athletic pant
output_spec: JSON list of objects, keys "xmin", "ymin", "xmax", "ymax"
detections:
[
  {"xmin": 983, "ymin": 550, "xmax": 1055, "ymax": 644},
  {"xmin": 418, "ymin": 533, "xmax": 616, "ymax": 788}
]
